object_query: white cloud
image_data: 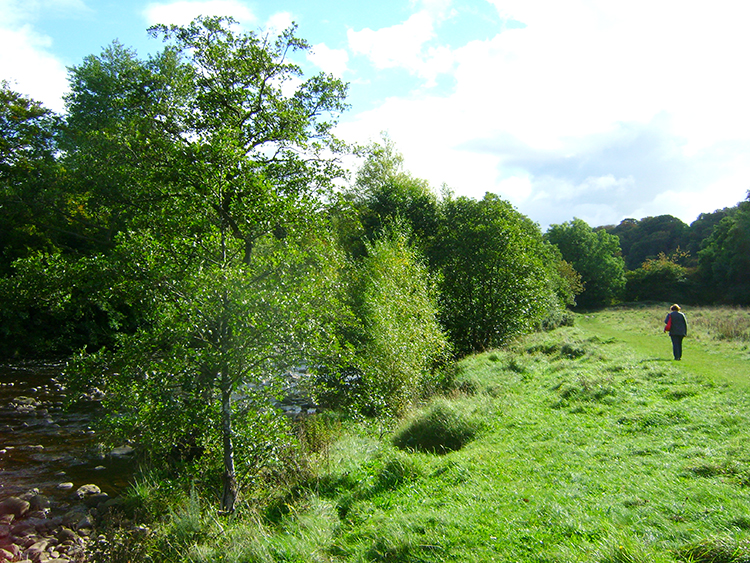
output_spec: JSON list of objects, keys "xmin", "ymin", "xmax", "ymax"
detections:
[
  {"xmin": 0, "ymin": 25, "xmax": 68, "ymax": 112},
  {"xmin": 347, "ymin": 10, "xmax": 456, "ymax": 86},
  {"xmin": 0, "ymin": 0, "xmax": 91, "ymax": 111},
  {"xmin": 339, "ymin": 0, "xmax": 750, "ymax": 227},
  {"xmin": 265, "ymin": 11, "xmax": 294, "ymax": 35},
  {"xmin": 143, "ymin": 0, "xmax": 255, "ymax": 27},
  {"xmin": 308, "ymin": 43, "xmax": 349, "ymax": 77}
]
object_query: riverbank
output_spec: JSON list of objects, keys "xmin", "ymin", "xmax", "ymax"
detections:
[{"xmin": 94, "ymin": 305, "xmax": 750, "ymax": 562}]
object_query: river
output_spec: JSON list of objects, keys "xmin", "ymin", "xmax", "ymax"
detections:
[{"xmin": 0, "ymin": 361, "xmax": 134, "ymax": 510}]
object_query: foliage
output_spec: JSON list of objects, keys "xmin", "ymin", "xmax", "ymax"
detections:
[
  {"xmin": 605, "ymin": 215, "xmax": 689, "ymax": 271},
  {"xmin": 345, "ymin": 135, "xmax": 441, "ymax": 258},
  {"xmin": 0, "ymin": 252, "xmax": 133, "ymax": 357},
  {"xmin": 697, "ymin": 193, "xmax": 750, "ymax": 304},
  {"xmin": 685, "ymin": 207, "xmax": 737, "ymax": 264},
  {"xmin": 58, "ymin": 16, "xmax": 351, "ymax": 513},
  {"xmin": 624, "ymin": 250, "xmax": 689, "ymax": 302},
  {"xmin": 0, "ymin": 83, "xmax": 66, "ymax": 274},
  {"xmin": 434, "ymin": 193, "xmax": 558, "ymax": 355},
  {"xmin": 347, "ymin": 224, "xmax": 449, "ymax": 416},
  {"xmin": 546, "ymin": 217, "xmax": 627, "ymax": 308}
]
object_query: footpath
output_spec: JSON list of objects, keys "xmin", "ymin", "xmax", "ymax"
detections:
[{"xmin": 576, "ymin": 311, "xmax": 750, "ymax": 389}]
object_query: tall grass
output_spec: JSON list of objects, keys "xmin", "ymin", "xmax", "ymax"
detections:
[{"xmin": 690, "ymin": 306, "xmax": 750, "ymax": 342}]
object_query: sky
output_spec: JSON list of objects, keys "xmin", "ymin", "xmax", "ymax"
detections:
[{"xmin": 2, "ymin": 0, "xmax": 750, "ymax": 230}]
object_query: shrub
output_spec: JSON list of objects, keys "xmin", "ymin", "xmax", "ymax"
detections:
[
  {"xmin": 392, "ymin": 398, "xmax": 482, "ymax": 454},
  {"xmin": 350, "ymin": 224, "xmax": 449, "ymax": 416}
]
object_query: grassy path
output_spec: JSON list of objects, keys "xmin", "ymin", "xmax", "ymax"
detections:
[{"xmin": 576, "ymin": 307, "xmax": 750, "ymax": 388}]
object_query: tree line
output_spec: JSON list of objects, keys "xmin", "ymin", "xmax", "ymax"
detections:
[
  {"xmin": 0, "ymin": 17, "xmax": 577, "ymax": 512},
  {"xmin": 543, "ymin": 195, "xmax": 750, "ymax": 311},
  {"xmin": 1, "ymin": 16, "xmax": 747, "ymax": 511}
]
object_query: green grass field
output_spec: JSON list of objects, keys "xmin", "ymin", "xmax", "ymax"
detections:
[{"xmin": 146, "ymin": 304, "xmax": 750, "ymax": 562}]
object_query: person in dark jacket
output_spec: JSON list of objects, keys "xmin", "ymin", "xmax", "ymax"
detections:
[{"xmin": 664, "ymin": 304, "xmax": 688, "ymax": 360}]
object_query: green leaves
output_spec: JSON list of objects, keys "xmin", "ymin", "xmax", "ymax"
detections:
[
  {"xmin": 435, "ymin": 194, "xmax": 555, "ymax": 355},
  {"xmin": 545, "ymin": 218, "xmax": 627, "ymax": 309},
  {"xmin": 50, "ymin": 17, "xmax": 353, "ymax": 510},
  {"xmin": 351, "ymin": 224, "xmax": 449, "ymax": 416}
]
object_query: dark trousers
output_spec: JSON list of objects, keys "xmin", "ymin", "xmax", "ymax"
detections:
[{"xmin": 670, "ymin": 335, "xmax": 684, "ymax": 360}]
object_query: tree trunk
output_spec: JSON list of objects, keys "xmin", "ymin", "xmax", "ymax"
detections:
[
  {"xmin": 219, "ymin": 226, "xmax": 237, "ymax": 514},
  {"xmin": 220, "ymin": 382, "xmax": 237, "ymax": 514}
]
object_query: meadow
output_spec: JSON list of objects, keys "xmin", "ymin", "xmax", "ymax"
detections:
[{"xmin": 101, "ymin": 304, "xmax": 750, "ymax": 562}]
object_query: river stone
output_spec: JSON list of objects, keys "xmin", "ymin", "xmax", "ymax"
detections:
[
  {"xmin": 73, "ymin": 484, "xmax": 100, "ymax": 500},
  {"xmin": 110, "ymin": 445, "xmax": 134, "ymax": 457},
  {"xmin": 56, "ymin": 528, "xmax": 77, "ymax": 543},
  {"xmin": 82, "ymin": 493, "xmax": 109, "ymax": 508},
  {"xmin": 13, "ymin": 396, "xmax": 38, "ymax": 406},
  {"xmin": 56, "ymin": 482, "xmax": 74, "ymax": 491},
  {"xmin": 24, "ymin": 539, "xmax": 49, "ymax": 560},
  {"xmin": 28, "ymin": 494, "xmax": 50, "ymax": 512},
  {"xmin": 0, "ymin": 497, "xmax": 30, "ymax": 518},
  {"xmin": 61, "ymin": 508, "xmax": 87, "ymax": 528},
  {"xmin": 0, "ymin": 514, "xmax": 13, "ymax": 525},
  {"xmin": 76, "ymin": 514, "xmax": 94, "ymax": 531}
]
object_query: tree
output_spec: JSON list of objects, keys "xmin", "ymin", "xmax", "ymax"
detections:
[
  {"xmin": 697, "ymin": 192, "xmax": 750, "ymax": 304},
  {"xmin": 0, "ymin": 83, "xmax": 63, "ymax": 273},
  {"xmin": 433, "ymin": 193, "xmax": 557, "ymax": 355},
  {"xmin": 344, "ymin": 136, "xmax": 440, "ymax": 258},
  {"xmin": 545, "ymin": 218, "xmax": 626, "ymax": 309},
  {"xmin": 624, "ymin": 251, "xmax": 689, "ymax": 302},
  {"xmin": 685, "ymin": 207, "xmax": 736, "ymax": 264},
  {"xmin": 604, "ymin": 215, "xmax": 688, "ymax": 271},
  {"xmin": 349, "ymin": 224, "xmax": 448, "ymax": 416},
  {"xmin": 62, "ymin": 17, "xmax": 350, "ymax": 512}
]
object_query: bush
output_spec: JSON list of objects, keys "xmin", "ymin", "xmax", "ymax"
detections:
[
  {"xmin": 350, "ymin": 225, "xmax": 449, "ymax": 416},
  {"xmin": 392, "ymin": 398, "xmax": 482, "ymax": 454}
]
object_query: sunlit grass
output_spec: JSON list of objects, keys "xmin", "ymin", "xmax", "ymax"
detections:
[{"xmin": 130, "ymin": 305, "xmax": 750, "ymax": 562}]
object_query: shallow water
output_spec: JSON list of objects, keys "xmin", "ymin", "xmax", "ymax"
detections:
[{"xmin": 0, "ymin": 361, "xmax": 133, "ymax": 509}]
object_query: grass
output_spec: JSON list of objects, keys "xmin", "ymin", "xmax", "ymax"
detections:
[{"xmin": 120, "ymin": 304, "xmax": 750, "ymax": 562}]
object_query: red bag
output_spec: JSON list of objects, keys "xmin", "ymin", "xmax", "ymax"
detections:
[{"xmin": 664, "ymin": 315, "xmax": 672, "ymax": 332}]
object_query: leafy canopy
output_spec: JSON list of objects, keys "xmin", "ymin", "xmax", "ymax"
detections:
[{"xmin": 61, "ymin": 16, "xmax": 351, "ymax": 513}]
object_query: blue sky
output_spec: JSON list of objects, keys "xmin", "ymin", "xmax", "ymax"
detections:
[{"xmin": 2, "ymin": 0, "xmax": 750, "ymax": 230}]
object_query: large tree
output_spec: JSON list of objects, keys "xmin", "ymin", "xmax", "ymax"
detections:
[
  {"xmin": 546, "ymin": 218, "xmax": 626, "ymax": 309},
  {"xmin": 697, "ymin": 193, "xmax": 750, "ymax": 304},
  {"xmin": 62, "ymin": 17, "xmax": 350, "ymax": 512},
  {"xmin": 433, "ymin": 193, "xmax": 557, "ymax": 355},
  {"xmin": 605, "ymin": 215, "xmax": 688, "ymax": 271},
  {"xmin": 0, "ymin": 83, "xmax": 63, "ymax": 273},
  {"xmin": 347, "ymin": 136, "xmax": 440, "ymax": 257}
]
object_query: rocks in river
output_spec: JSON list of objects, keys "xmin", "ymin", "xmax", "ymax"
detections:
[
  {"xmin": 110, "ymin": 445, "xmax": 134, "ymax": 458},
  {"xmin": 73, "ymin": 485, "xmax": 101, "ymax": 501},
  {"xmin": 0, "ymin": 486, "xmax": 111, "ymax": 562},
  {"xmin": 0, "ymin": 497, "xmax": 30, "ymax": 518}
]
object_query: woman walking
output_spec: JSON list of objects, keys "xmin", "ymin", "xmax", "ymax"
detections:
[{"xmin": 664, "ymin": 304, "xmax": 688, "ymax": 360}]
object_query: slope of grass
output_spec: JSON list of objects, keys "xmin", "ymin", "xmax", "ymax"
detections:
[{"xmin": 133, "ymin": 305, "xmax": 750, "ymax": 562}]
